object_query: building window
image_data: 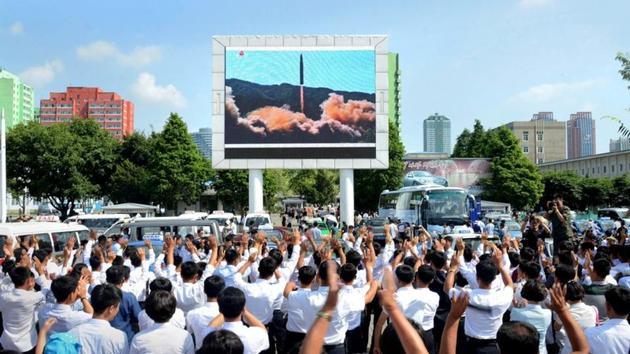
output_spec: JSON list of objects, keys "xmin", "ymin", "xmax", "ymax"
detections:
[
  {"xmin": 537, "ymin": 131, "xmax": 543, "ymax": 141},
  {"xmin": 604, "ymin": 166, "xmax": 607, "ymax": 173},
  {"xmin": 523, "ymin": 146, "xmax": 529, "ymax": 153},
  {"xmin": 523, "ymin": 131, "xmax": 529, "ymax": 141},
  {"xmin": 621, "ymin": 164, "xmax": 624, "ymax": 172},
  {"xmin": 537, "ymin": 146, "xmax": 544, "ymax": 153},
  {"xmin": 581, "ymin": 169, "xmax": 585, "ymax": 175},
  {"xmin": 537, "ymin": 158, "xmax": 544, "ymax": 164},
  {"xmin": 592, "ymin": 167, "xmax": 595, "ymax": 174},
  {"xmin": 612, "ymin": 165, "xmax": 615, "ymax": 173}
]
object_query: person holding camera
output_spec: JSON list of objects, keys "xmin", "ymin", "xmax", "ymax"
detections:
[{"xmin": 546, "ymin": 195, "xmax": 574, "ymax": 256}]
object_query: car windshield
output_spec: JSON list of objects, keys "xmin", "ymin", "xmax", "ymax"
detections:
[
  {"xmin": 368, "ymin": 219, "xmax": 386, "ymax": 226},
  {"xmin": 411, "ymin": 171, "xmax": 431, "ymax": 177},
  {"xmin": 246, "ymin": 217, "xmax": 270, "ymax": 226},
  {"xmin": 506, "ymin": 222, "xmax": 521, "ymax": 231},
  {"xmin": 80, "ymin": 218, "xmax": 120, "ymax": 229}
]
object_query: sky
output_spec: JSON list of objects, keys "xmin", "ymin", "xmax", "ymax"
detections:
[
  {"xmin": 226, "ymin": 50, "xmax": 375, "ymax": 94},
  {"xmin": 1, "ymin": 0, "xmax": 629, "ymax": 154}
]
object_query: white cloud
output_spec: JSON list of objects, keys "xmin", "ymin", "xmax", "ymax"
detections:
[
  {"xmin": 19, "ymin": 60, "xmax": 64, "ymax": 88},
  {"xmin": 10, "ymin": 21, "xmax": 23, "ymax": 35},
  {"xmin": 508, "ymin": 80, "xmax": 600, "ymax": 104},
  {"xmin": 131, "ymin": 72, "xmax": 186, "ymax": 108},
  {"xmin": 76, "ymin": 41, "xmax": 161, "ymax": 67},
  {"xmin": 519, "ymin": 0, "xmax": 552, "ymax": 7}
]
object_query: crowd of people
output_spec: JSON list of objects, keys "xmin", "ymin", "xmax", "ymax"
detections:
[{"xmin": 0, "ymin": 197, "xmax": 629, "ymax": 354}]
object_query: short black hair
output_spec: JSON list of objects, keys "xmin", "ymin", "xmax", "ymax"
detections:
[
  {"xmin": 298, "ymin": 266, "xmax": 316, "ymax": 285},
  {"xmin": 218, "ymin": 287, "xmax": 246, "ymax": 319},
  {"xmin": 554, "ymin": 264, "xmax": 576, "ymax": 284},
  {"xmin": 557, "ymin": 250, "xmax": 574, "ymax": 267},
  {"xmin": 129, "ymin": 252, "xmax": 142, "ymax": 268},
  {"xmin": 395, "ymin": 265, "xmax": 415, "ymax": 285},
  {"xmin": 520, "ymin": 247, "xmax": 536, "ymax": 262},
  {"xmin": 345, "ymin": 250, "xmax": 362, "ymax": 267},
  {"xmin": 476, "ymin": 260, "xmax": 498, "ymax": 285},
  {"xmin": 70, "ymin": 263, "xmax": 88, "ymax": 280},
  {"xmin": 605, "ymin": 287, "xmax": 630, "ymax": 316},
  {"xmin": 106, "ymin": 265, "xmax": 126, "ymax": 285},
  {"xmin": 340, "ymin": 263, "xmax": 357, "ymax": 283},
  {"xmin": 145, "ymin": 290, "xmax": 176, "ymax": 323},
  {"xmin": 497, "ymin": 321, "xmax": 540, "ymax": 354},
  {"xmin": 463, "ymin": 245, "xmax": 474, "ymax": 263},
  {"xmin": 593, "ymin": 258, "xmax": 611, "ymax": 278},
  {"xmin": 416, "ymin": 265, "xmax": 435, "ymax": 285},
  {"xmin": 519, "ymin": 261, "xmax": 541, "ymax": 280},
  {"xmin": 508, "ymin": 252, "xmax": 521, "ymax": 269},
  {"xmin": 258, "ymin": 257, "xmax": 277, "ymax": 279},
  {"xmin": 9, "ymin": 266, "xmax": 33, "ymax": 287},
  {"xmin": 380, "ymin": 318, "xmax": 424, "ymax": 354},
  {"xmin": 149, "ymin": 277, "xmax": 173, "ymax": 293},
  {"xmin": 2, "ymin": 258, "xmax": 16, "ymax": 275},
  {"xmin": 112, "ymin": 256, "xmax": 124, "ymax": 266},
  {"xmin": 268, "ymin": 248, "xmax": 283, "ymax": 267},
  {"xmin": 89, "ymin": 255, "xmax": 102, "ymax": 271},
  {"xmin": 565, "ymin": 281, "xmax": 585, "ymax": 302},
  {"xmin": 225, "ymin": 249, "xmax": 240, "ymax": 264},
  {"xmin": 181, "ymin": 262, "xmax": 199, "ymax": 281},
  {"xmin": 403, "ymin": 256, "xmax": 418, "ymax": 268},
  {"xmin": 51, "ymin": 276, "xmax": 79, "ymax": 302},
  {"xmin": 90, "ymin": 284, "xmax": 122, "ymax": 315},
  {"xmin": 444, "ymin": 236, "xmax": 453, "ymax": 244},
  {"xmin": 318, "ymin": 261, "xmax": 338, "ymax": 283},
  {"xmin": 33, "ymin": 249, "xmax": 49, "ymax": 263},
  {"xmin": 520, "ymin": 279, "xmax": 547, "ymax": 303},
  {"xmin": 204, "ymin": 276, "xmax": 225, "ymax": 298},
  {"xmin": 199, "ymin": 329, "xmax": 244, "ymax": 354},
  {"xmin": 431, "ymin": 252, "xmax": 448, "ymax": 269}
]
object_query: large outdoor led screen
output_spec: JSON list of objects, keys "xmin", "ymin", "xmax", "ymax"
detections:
[
  {"xmin": 212, "ymin": 35, "xmax": 389, "ymax": 170},
  {"xmin": 225, "ymin": 49, "xmax": 375, "ymax": 158}
]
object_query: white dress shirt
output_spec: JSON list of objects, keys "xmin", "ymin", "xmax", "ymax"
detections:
[
  {"xmin": 450, "ymin": 286, "xmax": 513, "ymax": 339},
  {"xmin": 129, "ymin": 322, "xmax": 195, "ymax": 354},
  {"xmin": 610, "ymin": 262, "xmax": 630, "ymax": 278},
  {"xmin": 395, "ymin": 286, "xmax": 440, "ymax": 330},
  {"xmin": 213, "ymin": 264, "xmax": 241, "ymax": 288},
  {"xmin": 510, "ymin": 304, "xmax": 551, "ymax": 354},
  {"xmin": 38, "ymin": 303, "xmax": 92, "ymax": 334},
  {"xmin": 208, "ymin": 321, "xmax": 269, "ymax": 354},
  {"xmin": 585, "ymin": 318, "xmax": 630, "ymax": 354},
  {"xmin": 233, "ymin": 276, "xmax": 286, "ymax": 324},
  {"xmin": 173, "ymin": 282, "xmax": 207, "ymax": 315},
  {"xmin": 0, "ymin": 288, "xmax": 46, "ymax": 352},
  {"xmin": 558, "ymin": 302, "xmax": 597, "ymax": 354},
  {"xmin": 83, "ymin": 239, "xmax": 95, "ymax": 265},
  {"xmin": 340, "ymin": 284, "xmax": 369, "ymax": 330},
  {"xmin": 68, "ymin": 318, "xmax": 129, "ymax": 354},
  {"xmin": 186, "ymin": 302, "xmax": 220, "ymax": 350},
  {"xmin": 286, "ymin": 288, "xmax": 313, "ymax": 333},
  {"xmin": 138, "ymin": 308, "xmax": 186, "ymax": 331},
  {"xmin": 296, "ymin": 286, "xmax": 351, "ymax": 345}
]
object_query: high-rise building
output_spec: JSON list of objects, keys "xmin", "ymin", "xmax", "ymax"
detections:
[
  {"xmin": 388, "ymin": 52, "xmax": 401, "ymax": 126},
  {"xmin": 610, "ymin": 137, "xmax": 630, "ymax": 152},
  {"xmin": 423, "ymin": 113, "xmax": 451, "ymax": 153},
  {"xmin": 532, "ymin": 112, "xmax": 554, "ymax": 121},
  {"xmin": 0, "ymin": 69, "xmax": 35, "ymax": 129},
  {"xmin": 567, "ymin": 112, "xmax": 595, "ymax": 159},
  {"xmin": 39, "ymin": 87, "xmax": 134, "ymax": 139},
  {"xmin": 191, "ymin": 128, "xmax": 212, "ymax": 160},
  {"xmin": 506, "ymin": 116, "xmax": 566, "ymax": 164}
]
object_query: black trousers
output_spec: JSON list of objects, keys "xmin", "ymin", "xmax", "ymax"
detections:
[
  {"xmin": 324, "ymin": 343, "xmax": 346, "ymax": 354},
  {"xmin": 466, "ymin": 336, "xmax": 499, "ymax": 354},
  {"xmin": 423, "ymin": 329, "xmax": 436, "ymax": 354},
  {"xmin": 270, "ymin": 310, "xmax": 287, "ymax": 354},
  {"xmin": 345, "ymin": 325, "xmax": 364, "ymax": 354},
  {"xmin": 286, "ymin": 331, "xmax": 306, "ymax": 354},
  {"xmin": 260, "ymin": 323, "xmax": 275, "ymax": 354}
]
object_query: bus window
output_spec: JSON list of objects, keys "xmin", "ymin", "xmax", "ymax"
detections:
[
  {"xmin": 52, "ymin": 232, "xmax": 79, "ymax": 253},
  {"xmin": 378, "ymin": 194, "xmax": 398, "ymax": 210}
]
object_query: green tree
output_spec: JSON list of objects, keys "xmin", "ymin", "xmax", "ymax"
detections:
[
  {"xmin": 578, "ymin": 177, "xmax": 613, "ymax": 210},
  {"xmin": 293, "ymin": 170, "xmax": 339, "ymax": 206},
  {"xmin": 479, "ymin": 126, "xmax": 543, "ymax": 210},
  {"xmin": 7, "ymin": 120, "xmax": 118, "ymax": 219},
  {"xmin": 540, "ymin": 171, "xmax": 583, "ymax": 208},
  {"xmin": 613, "ymin": 52, "xmax": 630, "ymax": 137},
  {"xmin": 213, "ymin": 170, "xmax": 249, "ymax": 213},
  {"xmin": 610, "ymin": 174, "xmax": 630, "ymax": 206},
  {"xmin": 355, "ymin": 120, "xmax": 405, "ymax": 212},
  {"xmin": 451, "ymin": 128, "xmax": 472, "ymax": 158},
  {"xmin": 148, "ymin": 113, "xmax": 212, "ymax": 212},
  {"xmin": 451, "ymin": 120, "xmax": 488, "ymax": 158},
  {"xmin": 263, "ymin": 170, "xmax": 290, "ymax": 213},
  {"xmin": 108, "ymin": 133, "xmax": 155, "ymax": 204}
]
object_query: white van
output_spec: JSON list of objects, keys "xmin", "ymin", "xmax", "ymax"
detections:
[
  {"xmin": 0, "ymin": 222, "xmax": 90, "ymax": 258},
  {"xmin": 206, "ymin": 211, "xmax": 237, "ymax": 234},
  {"xmin": 242, "ymin": 213, "xmax": 273, "ymax": 233},
  {"xmin": 64, "ymin": 214, "xmax": 130, "ymax": 234}
]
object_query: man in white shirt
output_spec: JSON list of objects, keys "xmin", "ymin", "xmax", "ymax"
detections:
[
  {"xmin": 38, "ymin": 275, "xmax": 94, "ymax": 334},
  {"xmin": 445, "ymin": 245, "xmax": 514, "ymax": 354},
  {"xmin": 68, "ymin": 283, "xmax": 129, "ymax": 354},
  {"xmin": 0, "ymin": 266, "xmax": 46, "ymax": 353},
  {"xmin": 173, "ymin": 261, "xmax": 207, "ymax": 314},
  {"xmin": 339, "ymin": 261, "xmax": 378, "ymax": 354},
  {"xmin": 206, "ymin": 287, "xmax": 270, "ymax": 354},
  {"xmin": 284, "ymin": 265, "xmax": 317, "ymax": 353},
  {"xmin": 137, "ymin": 278, "xmax": 186, "ymax": 331},
  {"xmin": 214, "ymin": 249, "xmax": 244, "ymax": 288},
  {"xmin": 341, "ymin": 225, "xmax": 356, "ymax": 250},
  {"xmin": 186, "ymin": 275, "xmax": 224, "ymax": 350},
  {"xmin": 83, "ymin": 229, "xmax": 98, "ymax": 265},
  {"xmin": 129, "ymin": 290, "xmax": 195, "ymax": 354},
  {"xmin": 585, "ymin": 287, "xmax": 630, "ymax": 354}
]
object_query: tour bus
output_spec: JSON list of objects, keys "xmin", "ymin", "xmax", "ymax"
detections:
[
  {"xmin": 64, "ymin": 214, "xmax": 130, "ymax": 234},
  {"xmin": 378, "ymin": 184, "xmax": 477, "ymax": 234},
  {"xmin": 0, "ymin": 222, "xmax": 89, "ymax": 260}
]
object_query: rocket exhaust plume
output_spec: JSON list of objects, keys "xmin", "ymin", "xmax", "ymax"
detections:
[{"xmin": 300, "ymin": 54, "xmax": 304, "ymax": 114}]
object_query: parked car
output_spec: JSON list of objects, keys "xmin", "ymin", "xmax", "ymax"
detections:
[
  {"xmin": 402, "ymin": 171, "xmax": 448, "ymax": 187},
  {"xmin": 242, "ymin": 213, "xmax": 273, "ymax": 233},
  {"xmin": 366, "ymin": 217, "xmax": 387, "ymax": 245},
  {"xmin": 598, "ymin": 208, "xmax": 630, "ymax": 225},
  {"xmin": 0, "ymin": 222, "xmax": 89, "ymax": 260}
]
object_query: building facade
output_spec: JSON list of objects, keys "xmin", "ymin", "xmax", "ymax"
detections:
[
  {"xmin": 539, "ymin": 150, "xmax": 630, "ymax": 178},
  {"xmin": 610, "ymin": 137, "xmax": 630, "ymax": 152},
  {"xmin": 567, "ymin": 112, "xmax": 595, "ymax": 159},
  {"xmin": 191, "ymin": 128, "xmax": 212, "ymax": 160},
  {"xmin": 0, "ymin": 69, "xmax": 35, "ymax": 129},
  {"xmin": 388, "ymin": 52, "xmax": 401, "ymax": 126},
  {"xmin": 505, "ymin": 116, "xmax": 566, "ymax": 164},
  {"xmin": 532, "ymin": 112, "xmax": 554, "ymax": 121},
  {"xmin": 39, "ymin": 87, "xmax": 134, "ymax": 139},
  {"xmin": 423, "ymin": 113, "xmax": 451, "ymax": 153}
]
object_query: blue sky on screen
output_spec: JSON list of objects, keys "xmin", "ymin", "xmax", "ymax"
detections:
[
  {"xmin": 1, "ymin": 0, "xmax": 629, "ymax": 153},
  {"xmin": 226, "ymin": 50, "xmax": 375, "ymax": 94}
]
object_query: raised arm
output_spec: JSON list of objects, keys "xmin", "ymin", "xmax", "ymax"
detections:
[
  {"xmin": 549, "ymin": 283, "xmax": 589, "ymax": 354},
  {"xmin": 493, "ymin": 244, "xmax": 513, "ymax": 288},
  {"xmin": 439, "ymin": 293, "xmax": 469, "ymax": 354},
  {"xmin": 444, "ymin": 250, "xmax": 459, "ymax": 294}
]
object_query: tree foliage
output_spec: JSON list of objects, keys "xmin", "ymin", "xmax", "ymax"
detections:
[
  {"xmin": 108, "ymin": 133, "xmax": 155, "ymax": 204},
  {"xmin": 355, "ymin": 120, "xmax": 405, "ymax": 212},
  {"xmin": 212, "ymin": 170, "xmax": 249, "ymax": 213},
  {"xmin": 540, "ymin": 172, "xmax": 630, "ymax": 210},
  {"xmin": 292, "ymin": 170, "xmax": 339, "ymax": 206},
  {"xmin": 614, "ymin": 52, "xmax": 630, "ymax": 137}
]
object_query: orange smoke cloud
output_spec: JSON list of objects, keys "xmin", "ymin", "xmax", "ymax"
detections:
[{"xmin": 320, "ymin": 93, "xmax": 375, "ymax": 126}]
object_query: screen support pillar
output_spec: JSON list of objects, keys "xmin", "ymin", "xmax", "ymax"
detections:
[
  {"xmin": 339, "ymin": 169, "xmax": 354, "ymax": 227},
  {"xmin": 248, "ymin": 169, "xmax": 264, "ymax": 213}
]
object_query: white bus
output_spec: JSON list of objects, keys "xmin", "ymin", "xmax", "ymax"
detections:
[
  {"xmin": 378, "ymin": 184, "xmax": 476, "ymax": 230},
  {"xmin": 64, "ymin": 214, "xmax": 130, "ymax": 234}
]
